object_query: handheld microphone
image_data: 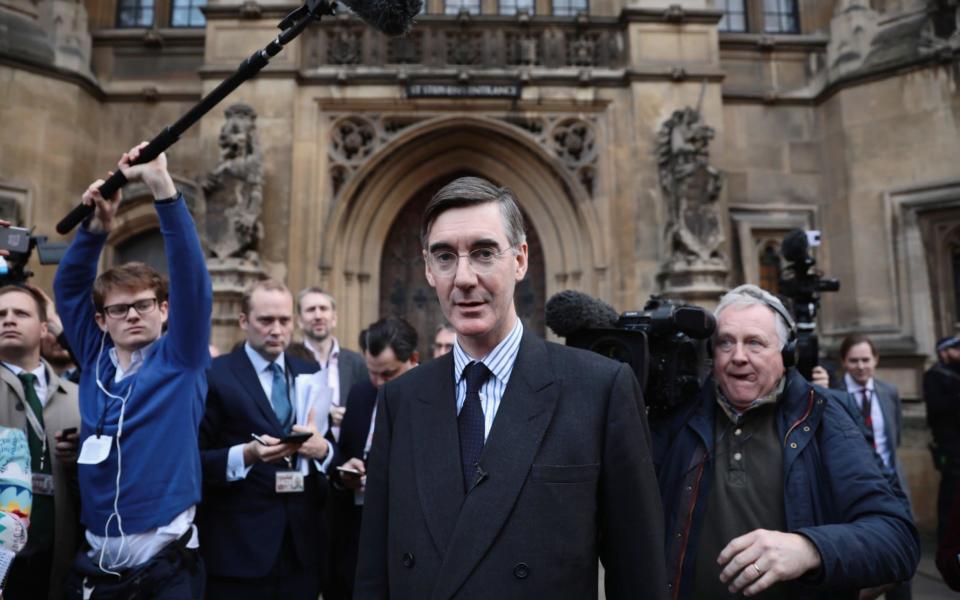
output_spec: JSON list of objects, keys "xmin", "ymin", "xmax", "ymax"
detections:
[{"xmin": 545, "ymin": 290, "xmax": 619, "ymax": 338}]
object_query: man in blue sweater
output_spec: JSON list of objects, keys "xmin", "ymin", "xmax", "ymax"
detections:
[{"xmin": 55, "ymin": 143, "xmax": 212, "ymax": 599}]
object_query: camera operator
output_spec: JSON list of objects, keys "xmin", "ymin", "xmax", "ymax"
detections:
[
  {"xmin": 54, "ymin": 143, "xmax": 212, "ymax": 599},
  {"xmin": 652, "ymin": 284, "xmax": 918, "ymax": 600},
  {"xmin": 924, "ymin": 336, "xmax": 960, "ymax": 543}
]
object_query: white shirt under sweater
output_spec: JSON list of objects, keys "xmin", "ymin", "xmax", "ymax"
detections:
[{"xmin": 86, "ymin": 339, "xmax": 197, "ymax": 570}]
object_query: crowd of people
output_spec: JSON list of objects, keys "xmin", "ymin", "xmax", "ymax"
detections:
[{"xmin": 0, "ymin": 146, "xmax": 957, "ymax": 599}]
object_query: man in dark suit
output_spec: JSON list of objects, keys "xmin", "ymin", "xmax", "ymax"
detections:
[
  {"xmin": 198, "ymin": 279, "xmax": 334, "ymax": 599},
  {"xmin": 288, "ymin": 287, "xmax": 367, "ymax": 441},
  {"xmin": 355, "ymin": 176, "xmax": 667, "ymax": 599},
  {"xmin": 925, "ymin": 336, "xmax": 960, "ymax": 543},
  {"xmin": 327, "ymin": 317, "xmax": 420, "ymax": 600},
  {"xmin": 811, "ymin": 334, "xmax": 917, "ymax": 600}
]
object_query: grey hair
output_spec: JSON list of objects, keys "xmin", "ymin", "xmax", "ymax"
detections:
[
  {"xmin": 714, "ymin": 284, "xmax": 794, "ymax": 349},
  {"xmin": 420, "ymin": 176, "xmax": 527, "ymax": 250}
]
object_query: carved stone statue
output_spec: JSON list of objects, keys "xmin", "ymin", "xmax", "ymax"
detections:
[
  {"xmin": 656, "ymin": 106, "xmax": 725, "ymax": 269},
  {"xmin": 202, "ymin": 103, "xmax": 264, "ymax": 260}
]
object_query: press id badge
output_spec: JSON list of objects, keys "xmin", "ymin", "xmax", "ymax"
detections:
[
  {"xmin": 77, "ymin": 435, "xmax": 112, "ymax": 465},
  {"xmin": 31, "ymin": 473, "xmax": 54, "ymax": 496},
  {"xmin": 275, "ymin": 471, "xmax": 305, "ymax": 494}
]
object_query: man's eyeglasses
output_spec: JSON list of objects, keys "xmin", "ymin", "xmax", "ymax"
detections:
[
  {"xmin": 102, "ymin": 298, "xmax": 159, "ymax": 319},
  {"xmin": 426, "ymin": 247, "xmax": 514, "ymax": 277}
]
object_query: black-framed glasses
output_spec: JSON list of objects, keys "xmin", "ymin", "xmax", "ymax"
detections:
[
  {"xmin": 427, "ymin": 246, "xmax": 515, "ymax": 277},
  {"xmin": 102, "ymin": 298, "xmax": 159, "ymax": 319}
]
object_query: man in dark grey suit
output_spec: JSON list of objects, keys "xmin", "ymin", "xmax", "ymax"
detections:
[
  {"xmin": 288, "ymin": 287, "xmax": 367, "ymax": 440},
  {"xmin": 815, "ymin": 333, "xmax": 912, "ymax": 599},
  {"xmin": 355, "ymin": 176, "xmax": 667, "ymax": 600}
]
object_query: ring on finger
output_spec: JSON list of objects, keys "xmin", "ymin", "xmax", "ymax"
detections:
[{"xmin": 752, "ymin": 563, "xmax": 763, "ymax": 576}]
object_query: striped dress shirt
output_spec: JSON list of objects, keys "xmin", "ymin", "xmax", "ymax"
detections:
[{"xmin": 452, "ymin": 319, "xmax": 524, "ymax": 440}]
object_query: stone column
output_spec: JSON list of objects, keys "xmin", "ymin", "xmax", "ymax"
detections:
[{"xmin": 207, "ymin": 257, "xmax": 267, "ymax": 353}]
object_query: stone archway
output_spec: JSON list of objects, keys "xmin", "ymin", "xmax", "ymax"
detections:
[{"xmin": 319, "ymin": 115, "xmax": 607, "ymax": 349}]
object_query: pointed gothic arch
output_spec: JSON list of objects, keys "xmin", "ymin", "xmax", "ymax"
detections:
[{"xmin": 318, "ymin": 115, "xmax": 608, "ymax": 344}]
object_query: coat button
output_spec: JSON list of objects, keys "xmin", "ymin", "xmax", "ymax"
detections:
[
  {"xmin": 790, "ymin": 442, "xmax": 798, "ymax": 449},
  {"xmin": 402, "ymin": 552, "xmax": 415, "ymax": 568},
  {"xmin": 513, "ymin": 563, "xmax": 529, "ymax": 579}
]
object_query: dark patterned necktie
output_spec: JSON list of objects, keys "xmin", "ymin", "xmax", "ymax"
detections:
[{"xmin": 458, "ymin": 362, "xmax": 492, "ymax": 492}]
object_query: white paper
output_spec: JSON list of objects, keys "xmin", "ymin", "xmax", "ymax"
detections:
[
  {"xmin": 293, "ymin": 373, "xmax": 332, "ymax": 475},
  {"xmin": 77, "ymin": 435, "xmax": 112, "ymax": 465}
]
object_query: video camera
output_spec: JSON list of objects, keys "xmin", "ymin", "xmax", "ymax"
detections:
[
  {"xmin": 0, "ymin": 226, "xmax": 67, "ymax": 287},
  {"xmin": 545, "ymin": 291, "xmax": 715, "ymax": 419},
  {"xmin": 777, "ymin": 229, "xmax": 839, "ymax": 379}
]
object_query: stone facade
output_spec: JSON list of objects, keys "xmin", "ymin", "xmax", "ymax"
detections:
[{"xmin": 1, "ymin": 0, "xmax": 958, "ymax": 533}]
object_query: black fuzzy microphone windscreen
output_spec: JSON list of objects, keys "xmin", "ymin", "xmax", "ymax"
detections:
[
  {"xmin": 339, "ymin": 0, "xmax": 422, "ymax": 35},
  {"xmin": 545, "ymin": 290, "xmax": 619, "ymax": 338}
]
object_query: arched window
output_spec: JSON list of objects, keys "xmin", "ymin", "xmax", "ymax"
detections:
[
  {"xmin": 758, "ymin": 241, "xmax": 782, "ymax": 294},
  {"xmin": 114, "ymin": 229, "xmax": 168, "ymax": 277}
]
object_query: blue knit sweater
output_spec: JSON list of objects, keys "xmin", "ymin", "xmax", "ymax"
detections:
[{"xmin": 54, "ymin": 195, "xmax": 212, "ymax": 535}]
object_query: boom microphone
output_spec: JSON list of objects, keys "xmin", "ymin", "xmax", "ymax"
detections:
[
  {"xmin": 56, "ymin": 0, "xmax": 419, "ymax": 235},
  {"xmin": 545, "ymin": 290, "xmax": 619, "ymax": 338},
  {"xmin": 339, "ymin": 0, "xmax": 422, "ymax": 35}
]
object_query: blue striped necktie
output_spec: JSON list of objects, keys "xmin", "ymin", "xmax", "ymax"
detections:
[{"xmin": 269, "ymin": 362, "xmax": 292, "ymax": 433}]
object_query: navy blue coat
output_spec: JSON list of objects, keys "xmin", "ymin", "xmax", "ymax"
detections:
[
  {"xmin": 197, "ymin": 347, "xmax": 331, "ymax": 580},
  {"xmin": 652, "ymin": 369, "xmax": 919, "ymax": 600}
]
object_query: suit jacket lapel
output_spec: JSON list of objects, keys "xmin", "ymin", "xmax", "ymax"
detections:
[
  {"xmin": 412, "ymin": 353, "xmax": 465, "ymax": 555},
  {"xmin": 431, "ymin": 331, "xmax": 559, "ymax": 600},
  {"xmin": 874, "ymin": 382, "xmax": 899, "ymax": 453},
  {"xmin": 0, "ymin": 367, "xmax": 25, "ymax": 406},
  {"xmin": 231, "ymin": 349, "xmax": 283, "ymax": 433}
]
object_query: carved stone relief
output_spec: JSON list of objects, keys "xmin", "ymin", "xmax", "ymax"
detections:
[
  {"xmin": 201, "ymin": 103, "xmax": 264, "ymax": 261},
  {"xmin": 325, "ymin": 113, "xmax": 600, "ymax": 201},
  {"xmin": 327, "ymin": 24, "xmax": 364, "ymax": 65},
  {"xmin": 326, "ymin": 114, "xmax": 427, "ymax": 197},
  {"xmin": 656, "ymin": 107, "xmax": 728, "ymax": 301},
  {"xmin": 309, "ymin": 19, "xmax": 624, "ymax": 71}
]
